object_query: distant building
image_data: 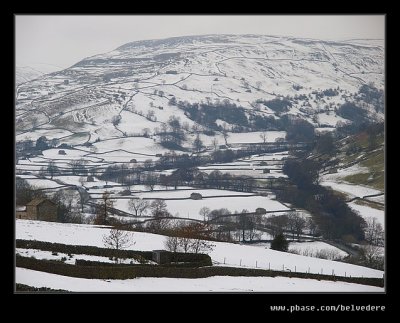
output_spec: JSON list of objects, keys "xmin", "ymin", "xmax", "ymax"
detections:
[
  {"xmin": 58, "ymin": 150, "xmax": 66, "ymax": 155},
  {"xmin": 16, "ymin": 198, "xmax": 57, "ymax": 222}
]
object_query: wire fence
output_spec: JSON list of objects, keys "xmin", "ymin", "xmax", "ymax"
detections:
[{"xmin": 212, "ymin": 257, "xmax": 384, "ymax": 279}]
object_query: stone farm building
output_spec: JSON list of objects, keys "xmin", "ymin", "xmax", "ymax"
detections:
[{"xmin": 16, "ymin": 198, "xmax": 57, "ymax": 222}]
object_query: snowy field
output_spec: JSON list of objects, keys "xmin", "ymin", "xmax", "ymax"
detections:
[
  {"xmin": 16, "ymin": 268, "xmax": 383, "ymax": 292},
  {"xmin": 320, "ymin": 180, "xmax": 382, "ymax": 198},
  {"xmin": 16, "ymin": 220, "xmax": 384, "ymax": 279},
  {"xmin": 16, "ymin": 248, "xmax": 151, "ymax": 265},
  {"xmin": 288, "ymin": 241, "xmax": 349, "ymax": 259},
  {"xmin": 111, "ymin": 195, "xmax": 290, "ymax": 219},
  {"xmin": 348, "ymin": 202, "xmax": 385, "ymax": 227},
  {"xmin": 136, "ymin": 189, "xmax": 255, "ymax": 199}
]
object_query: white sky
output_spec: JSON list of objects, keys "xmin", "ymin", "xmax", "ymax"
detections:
[{"xmin": 16, "ymin": 15, "xmax": 385, "ymax": 69}]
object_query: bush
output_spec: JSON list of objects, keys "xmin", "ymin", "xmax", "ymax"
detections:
[{"xmin": 270, "ymin": 233, "xmax": 289, "ymax": 252}]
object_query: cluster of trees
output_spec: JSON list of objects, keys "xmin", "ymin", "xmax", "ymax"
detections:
[
  {"xmin": 256, "ymin": 98, "xmax": 292, "ymax": 113},
  {"xmin": 285, "ymin": 119, "xmax": 315, "ymax": 143},
  {"xmin": 266, "ymin": 212, "xmax": 309, "ymax": 240},
  {"xmin": 182, "ymin": 101, "xmax": 249, "ymax": 130},
  {"xmin": 157, "ymin": 116, "xmax": 186, "ymax": 149},
  {"xmin": 357, "ymin": 83, "xmax": 384, "ymax": 113},
  {"xmin": 279, "ymin": 160, "xmax": 366, "ymax": 242},
  {"xmin": 337, "ymin": 102, "xmax": 369, "ymax": 125},
  {"xmin": 164, "ymin": 222, "xmax": 215, "ymax": 254}
]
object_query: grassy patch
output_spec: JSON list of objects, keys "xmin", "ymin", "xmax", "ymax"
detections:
[
  {"xmin": 343, "ymin": 149, "xmax": 384, "ymax": 191},
  {"xmin": 354, "ymin": 199, "xmax": 384, "ymax": 211}
]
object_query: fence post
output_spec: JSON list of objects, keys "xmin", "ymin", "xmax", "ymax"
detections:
[
  {"xmin": 283, "ymin": 264, "xmax": 284, "ymax": 271},
  {"xmin": 295, "ymin": 266, "xmax": 296, "ymax": 273},
  {"xmin": 240, "ymin": 259, "xmax": 242, "ymax": 266},
  {"xmin": 332, "ymin": 269, "xmax": 334, "ymax": 276},
  {"xmin": 345, "ymin": 272, "xmax": 346, "ymax": 277},
  {"xmin": 321, "ymin": 268, "xmax": 323, "ymax": 275},
  {"xmin": 256, "ymin": 261, "xmax": 258, "ymax": 268},
  {"xmin": 269, "ymin": 262, "xmax": 270, "ymax": 270},
  {"xmin": 224, "ymin": 257, "xmax": 226, "ymax": 264},
  {"xmin": 308, "ymin": 267, "xmax": 310, "ymax": 274}
]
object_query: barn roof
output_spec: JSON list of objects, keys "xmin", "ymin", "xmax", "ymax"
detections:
[{"xmin": 27, "ymin": 198, "xmax": 56, "ymax": 206}]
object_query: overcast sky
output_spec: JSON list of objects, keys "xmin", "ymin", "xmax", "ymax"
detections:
[{"xmin": 16, "ymin": 15, "xmax": 385, "ymax": 69}]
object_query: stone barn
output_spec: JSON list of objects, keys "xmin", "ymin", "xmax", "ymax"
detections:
[
  {"xmin": 16, "ymin": 198, "xmax": 57, "ymax": 222},
  {"xmin": 190, "ymin": 192, "xmax": 203, "ymax": 200}
]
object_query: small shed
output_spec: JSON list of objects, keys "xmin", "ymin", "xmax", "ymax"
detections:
[
  {"xmin": 263, "ymin": 169, "xmax": 270, "ymax": 174},
  {"xmin": 190, "ymin": 192, "xmax": 203, "ymax": 200},
  {"xmin": 152, "ymin": 250, "xmax": 171, "ymax": 264},
  {"xmin": 87, "ymin": 175, "xmax": 94, "ymax": 182},
  {"xmin": 155, "ymin": 154, "xmax": 163, "ymax": 157},
  {"xmin": 58, "ymin": 150, "xmax": 66, "ymax": 155},
  {"xmin": 130, "ymin": 159, "xmax": 137, "ymax": 163}
]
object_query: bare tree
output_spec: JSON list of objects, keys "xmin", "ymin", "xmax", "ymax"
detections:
[
  {"xmin": 47, "ymin": 161, "xmax": 59, "ymax": 179},
  {"xmin": 199, "ymin": 206, "xmax": 211, "ymax": 222},
  {"xmin": 294, "ymin": 215, "xmax": 306, "ymax": 240},
  {"xmin": 128, "ymin": 198, "xmax": 150, "ymax": 217},
  {"xmin": 150, "ymin": 200, "xmax": 169, "ymax": 217},
  {"xmin": 103, "ymin": 228, "xmax": 134, "ymax": 263},
  {"xmin": 165, "ymin": 235, "xmax": 179, "ymax": 253},
  {"xmin": 145, "ymin": 173, "xmax": 158, "ymax": 191},
  {"xmin": 260, "ymin": 132, "xmax": 268, "ymax": 144},
  {"xmin": 221, "ymin": 124, "xmax": 229, "ymax": 145},
  {"xmin": 193, "ymin": 134, "xmax": 204, "ymax": 153},
  {"xmin": 94, "ymin": 191, "xmax": 114, "ymax": 225},
  {"xmin": 212, "ymin": 138, "xmax": 219, "ymax": 152},
  {"xmin": 364, "ymin": 217, "xmax": 384, "ymax": 246},
  {"xmin": 188, "ymin": 223, "xmax": 215, "ymax": 254},
  {"xmin": 286, "ymin": 212, "xmax": 301, "ymax": 240},
  {"xmin": 359, "ymin": 244, "xmax": 384, "ymax": 269}
]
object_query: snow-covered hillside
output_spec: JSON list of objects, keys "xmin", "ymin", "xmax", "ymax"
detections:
[
  {"xmin": 16, "ymin": 34, "xmax": 384, "ymax": 148},
  {"xmin": 16, "ymin": 64, "xmax": 61, "ymax": 85}
]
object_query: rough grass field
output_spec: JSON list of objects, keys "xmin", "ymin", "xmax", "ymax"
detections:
[{"xmin": 343, "ymin": 149, "xmax": 384, "ymax": 191}]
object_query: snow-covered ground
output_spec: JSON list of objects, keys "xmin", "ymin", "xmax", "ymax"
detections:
[
  {"xmin": 111, "ymin": 195, "xmax": 290, "ymax": 219},
  {"xmin": 16, "ymin": 268, "xmax": 383, "ymax": 292},
  {"xmin": 136, "ymin": 189, "xmax": 255, "ymax": 199},
  {"xmin": 16, "ymin": 220, "xmax": 383, "ymax": 278},
  {"xmin": 348, "ymin": 202, "xmax": 385, "ymax": 227},
  {"xmin": 320, "ymin": 180, "xmax": 382, "ymax": 198},
  {"xmin": 16, "ymin": 248, "xmax": 151, "ymax": 265},
  {"xmin": 16, "ymin": 176, "xmax": 65, "ymax": 189},
  {"xmin": 288, "ymin": 241, "xmax": 349, "ymax": 259}
]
